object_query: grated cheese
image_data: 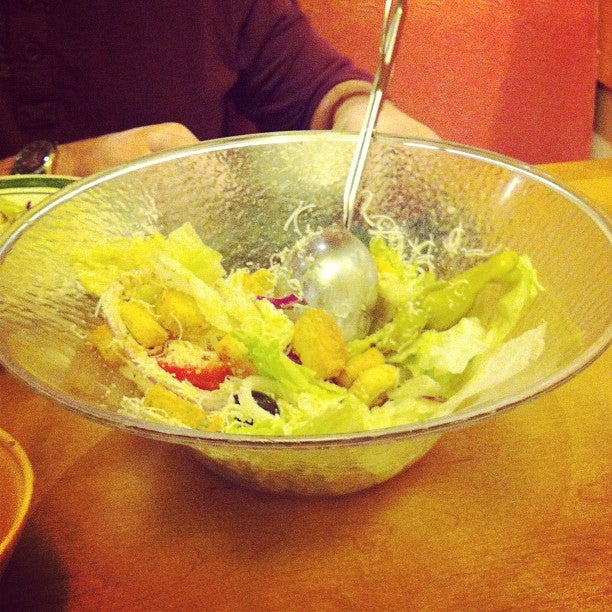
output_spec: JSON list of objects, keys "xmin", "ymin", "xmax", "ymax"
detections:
[{"xmin": 283, "ymin": 200, "xmax": 317, "ymax": 237}]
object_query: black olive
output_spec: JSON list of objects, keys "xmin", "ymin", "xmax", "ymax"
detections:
[
  {"xmin": 233, "ymin": 391, "xmax": 280, "ymax": 415},
  {"xmin": 251, "ymin": 390, "xmax": 280, "ymax": 415}
]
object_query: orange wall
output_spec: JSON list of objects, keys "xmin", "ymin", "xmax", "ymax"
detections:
[
  {"xmin": 598, "ymin": 0, "xmax": 612, "ymax": 86},
  {"xmin": 301, "ymin": 0, "xmax": 599, "ymax": 163},
  {"xmin": 596, "ymin": 0, "xmax": 612, "ymax": 140}
]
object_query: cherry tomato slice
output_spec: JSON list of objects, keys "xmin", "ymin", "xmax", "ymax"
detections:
[{"xmin": 158, "ymin": 361, "xmax": 231, "ymax": 391}]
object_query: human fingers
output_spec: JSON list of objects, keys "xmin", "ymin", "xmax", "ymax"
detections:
[{"xmin": 58, "ymin": 123, "xmax": 199, "ymax": 176}]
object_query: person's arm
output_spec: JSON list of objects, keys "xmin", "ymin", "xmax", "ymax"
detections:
[
  {"xmin": 232, "ymin": 1, "xmax": 437, "ymax": 139},
  {"xmin": 231, "ymin": 0, "xmax": 372, "ymax": 131},
  {"xmin": 311, "ymin": 79, "xmax": 439, "ymax": 139},
  {"xmin": 0, "ymin": 123, "xmax": 199, "ymax": 177}
]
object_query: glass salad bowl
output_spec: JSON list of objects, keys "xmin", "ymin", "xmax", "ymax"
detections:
[{"xmin": 0, "ymin": 133, "xmax": 610, "ymax": 496}]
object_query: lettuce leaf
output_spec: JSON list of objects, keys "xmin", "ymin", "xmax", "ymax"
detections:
[
  {"xmin": 72, "ymin": 232, "xmax": 166, "ymax": 296},
  {"xmin": 367, "ymin": 374, "xmax": 448, "ymax": 428},
  {"xmin": 282, "ymin": 392, "xmax": 369, "ymax": 436},
  {"xmin": 217, "ymin": 270, "xmax": 294, "ymax": 347},
  {"xmin": 443, "ymin": 322, "xmax": 547, "ymax": 412},
  {"xmin": 369, "ymin": 236, "xmax": 434, "ymax": 308},
  {"xmin": 484, "ymin": 255, "xmax": 541, "ymax": 346},
  {"xmin": 348, "ymin": 305, "xmax": 429, "ymax": 361},
  {"xmin": 227, "ymin": 332, "xmax": 371, "ymax": 435},
  {"xmin": 163, "ymin": 222, "xmax": 225, "ymax": 284},
  {"xmin": 234, "ymin": 332, "xmax": 339, "ymax": 399},
  {"xmin": 72, "ymin": 222, "xmax": 225, "ymax": 296},
  {"xmin": 150, "ymin": 253, "xmax": 233, "ymax": 332},
  {"xmin": 403, "ymin": 316, "xmax": 488, "ymax": 385}
]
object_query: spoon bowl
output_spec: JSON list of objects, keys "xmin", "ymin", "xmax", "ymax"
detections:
[{"xmin": 290, "ymin": 224, "xmax": 379, "ymax": 340}]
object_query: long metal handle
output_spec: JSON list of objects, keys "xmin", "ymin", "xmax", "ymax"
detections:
[{"xmin": 342, "ymin": 0, "xmax": 406, "ymax": 229}]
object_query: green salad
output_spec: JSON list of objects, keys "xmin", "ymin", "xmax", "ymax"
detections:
[
  {"xmin": 74, "ymin": 221, "xmax": 545, "ymax": 436},
  {"xmin": 0, "ymin": 195, "xmax": 29, "ymax": 232}
]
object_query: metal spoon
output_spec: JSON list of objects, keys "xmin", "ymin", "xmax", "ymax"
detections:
[
  {"xmin": 343, "ymin": 0, "xmax": 406, "ymax": 230},
  {"xmin": 292, "ymin": 0, "xmax": 406, "ymax": 341}
]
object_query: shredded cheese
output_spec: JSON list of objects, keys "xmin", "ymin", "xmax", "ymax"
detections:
[{"xmin": 283, "ymin": 201, "xmax": 317, "ymax": 237}]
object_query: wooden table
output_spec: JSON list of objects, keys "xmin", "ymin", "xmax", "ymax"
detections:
[{"xmin": 0, "ymin": 159, "xmax": 610, "ymax": 611}]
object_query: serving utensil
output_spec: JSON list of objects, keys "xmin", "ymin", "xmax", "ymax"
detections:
[{"xmin": 291, "ymin": 0, "xmax": 406, "ymax": 340}]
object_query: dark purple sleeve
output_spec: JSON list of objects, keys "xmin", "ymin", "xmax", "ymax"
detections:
[{"xmin": 230, "ymin": 0, "xmax": 372, "ymax": 131}]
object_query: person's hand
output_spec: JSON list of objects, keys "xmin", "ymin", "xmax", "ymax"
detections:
[
  {"xmin": 0, "ymin": 123, "xmax": 200, "ymax": 177},
  {"xmin": 57, "ymin": 123, "xmax": 199, "ymax": 176},
  {"xmin": 311, "ymin": 80, "xmax": 438, "ymax": 140},
  {"xmin": 333, "ymin": 94, "xmax": 439, "ymax": 140}
]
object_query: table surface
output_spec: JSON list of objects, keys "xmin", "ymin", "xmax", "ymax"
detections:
[{"xmin": 0, "ymin": 159, "xmax": 610, "ymax": 611}]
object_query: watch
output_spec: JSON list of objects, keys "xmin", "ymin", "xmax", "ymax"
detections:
[{"xmin": 11, "ymin": 140, "xmax": 58, "ymax": 175}]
